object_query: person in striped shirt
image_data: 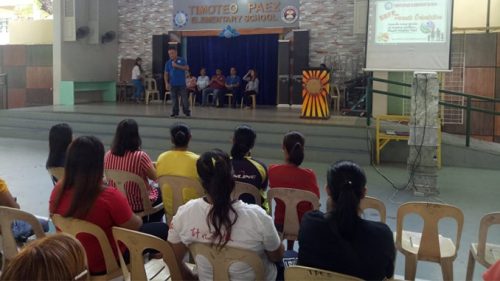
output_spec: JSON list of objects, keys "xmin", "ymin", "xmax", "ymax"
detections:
[{"xmin": 104, "ymin": 119, "xmax": 164, "ymax": 223}]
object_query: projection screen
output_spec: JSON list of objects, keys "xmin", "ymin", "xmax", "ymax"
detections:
[{"xmin": 365, "ymin": 0, "xmax": 453, "ymax": 71}]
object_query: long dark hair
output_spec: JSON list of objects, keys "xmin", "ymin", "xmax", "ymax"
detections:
[
  {"xmin": 50, "ymin": 136, "xmax": 105, "ymax": 219},
  {"xmin": 283, "ymin": 131, "xmax": 305, "ymax": 166},
  {"xmin": 111, "ymin": 119, "xmax": 142, "ymax": 156},
  {"xmin": 46, "ymin": 123, "xmax": 73, "ymax": 168},
  {"xmin": 196, "ymin": 149, "xmax": 237, "ymax": 249},
  {"xmin": 135, "ymin": 57, "xmax": 143, "ymax": 73},
  {"xmin": 230, "ymin": 125, "xmax": 256, "ymax": 160},
  {"xmin": 326, "ymin": 160, "xmax": 366, "ymax": 239},
  {"xmin": 170, "ymin": 122, "xmax": 191, "ymax": 148}
]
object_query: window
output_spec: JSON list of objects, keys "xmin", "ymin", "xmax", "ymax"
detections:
[{"xmin": 0, "ymin": 19, "xmax": 8, "ymax": 33}]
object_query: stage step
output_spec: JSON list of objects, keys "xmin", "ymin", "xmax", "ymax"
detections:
[{"xmin": 0, "ymin": 108, "xmax": 371, "ymax": 165}]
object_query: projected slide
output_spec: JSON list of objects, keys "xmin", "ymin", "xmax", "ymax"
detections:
[
  {"xmin": 365, "ymin": 0, "xmax": 453, "ymax": 71},
  {"xmin": 374, "ymin": 1, "xmax": 447, "ymax": 44}
]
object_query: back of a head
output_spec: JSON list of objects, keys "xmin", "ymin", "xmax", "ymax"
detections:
[
  {"xmin": 170, "ymin": 122, "xmax": 191, "ymax": 148},
  {"xmin": 111, "ymin": 119, "xmax": 141, "ymax": 156},
  {"xmin": 56, "ymin": 135, "xmax": 105, "ymax": 218},
  {"xmin": 326, "ymin": 160, "xmax": 367, "ymax": 239},
  {"xmin": 230, "ymin": 125, "xmax": 256, "ymax": 160},
  {"xmin": 283, "ymin": 131, "xmax": 305, "ymax": 166},
  {"xmin": 196, "ymin": 149, "xmax": 237, "ymax": 248},
  {"xmin": 0, "ymin": 233, "xmax": 88, "ymax": 281},
  {"xmin": 47, "ymin": 123, "xmax": 73, "ymax": 168}
]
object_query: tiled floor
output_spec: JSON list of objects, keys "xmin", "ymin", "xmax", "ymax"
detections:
[{"xmin": 0, "ymin": 135, "xmax": 498, "ymax": 281}]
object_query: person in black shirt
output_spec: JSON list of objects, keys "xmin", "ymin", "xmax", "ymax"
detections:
[
  {"xmin": 230, "ymin": 125, "xmax": 268, "ymax": 207},
  {"xmin": 298, "ymin": 160, "xmax": 395, "ymax": 280}
]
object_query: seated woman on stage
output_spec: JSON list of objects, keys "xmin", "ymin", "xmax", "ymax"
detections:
[
  {"xmin": 242, "ymin": 69, "xmax": 259, "ymax": 107},
  {"xmin": 202, "ymin": 68, "xmax": 226, "ymax": 107},
  {"xmin": 46, "ymin": 123, "xmax": 73, "ymax": 184},
  {"xmin": 230, "ymin": 125, "xmax": 268, "ymax": 208},
  {"xmin": 50, "ymin": 136, "xmax": 168, "ymax": 276},
  {"xmin": 196, "ymin": 68, "xmax": 210, "ymax": 104},
  {"xmin": 269, "ymin": 131, "xmax": 319, "ymax": 250},
  {"xmin": 131, "ymin": 57, "xmax": 144, "ymax": 103},
  {"xmin": 168, "ymin": 149, "xmax": 284, "ymax": 281},
  {"xmin": 297, "ymin": 160, "xmax": 395, "ymax": 280},
  {"xmin": 104, "ymin": 119, "xmax": 164, "ymax": 223},
  {"xmin": 186, "ymin": 71, "xmax": 197, "ymax": 101}
]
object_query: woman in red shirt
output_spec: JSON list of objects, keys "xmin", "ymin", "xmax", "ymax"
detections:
[
  {"xmin": 268, "ymin": 131, "xmax": 320, "ymax": 250},
  {"xmin": 49, "ymin": 136, "xmax": 167, "ymax": 275}
]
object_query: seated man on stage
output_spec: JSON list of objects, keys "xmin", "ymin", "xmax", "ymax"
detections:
[
  {"xmin": 196, "ymin": 68, "xmax": 210, "ymax": 105},
  {"xmin": 202, "ymin": 68, "xmax": 226, "ymax": 107},
  {"xmin": 224, "ymin": 67, "xmax": 241, "ymax": 108}
]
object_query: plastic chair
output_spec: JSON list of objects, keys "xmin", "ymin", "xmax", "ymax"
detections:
[
  {"xmin": 112, "ymin": 227, "xmax": 183, "ymax": 281},
  {"xmin": 157, "ymin": 175, "xmax": 205, "ymax": 223},
  {"xmin": 47, "ymin": 167, "xmax": 65, "ymax": 181},
  {"xmin": 330, "ymin": 84, "xmax": 342, "ymax": 114},
  {"xmin": 104, "ymin": 169, "xmax": 163, "ymax": 218},
  {"xmin": 466, "ymin": 212, "xmax": 500, "ymax": 281},
  {"xmin": 240, "ymin": 94, "xmax": 256, "ymax": 109},
  {"xmin": 163, "ymin": 89, "xmax": 171, "ymax": 104},
  {"xmin": 360, "ymin": 196, "xmax": 387, "ymax": 223},
  {"xmin": 267, "ymin": 188, "xmax": 320, "ymax": 241},
  {"xmin": 395, "ymin": 202, "xmax": 464, "ymax": 281},
  {"xmin": 231, "ymin": 181, "xmax": 262, "ymax": 206},
  {"xmin": 144, "ymin": 78, "xmax": 160, "ymax": 105},
  {"xmin": 225, "ymin": 92, "xmax": 233, "ymax": 106},
  {"xmin": 188, "ymin": 242, "xmax": 265, "ymax": 281},
  {"xmin": 285, "ymin": 265, "xmax": 363, "ymax": 281},
  {"xmin": 51, "ymin": 214, "xmax": 122, "ymax": 280},
  {"xmin": 0, "ymin": 206, "xmax": 46, "ymax": 271}
]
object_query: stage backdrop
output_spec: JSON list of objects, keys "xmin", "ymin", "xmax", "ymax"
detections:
[{"xmin": 187, "ymin": 34, "xmax": 279, "ymax": 105}]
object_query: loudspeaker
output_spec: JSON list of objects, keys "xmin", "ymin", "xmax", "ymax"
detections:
[
  {"xmin": 277, "ymin": 40, "xmax": 291, "ymax": 105},
  {"xmin": 291, "ymin": 30, "xmax": 309, "ymax": 105},
  {"xmin": 152, "ymin": 34, "xmax": 169, "ymax": 76}
]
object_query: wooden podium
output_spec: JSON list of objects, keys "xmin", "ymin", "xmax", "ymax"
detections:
[{"xmin": 300, "ymin": 68, "xmax": 330, "ymax": 119}]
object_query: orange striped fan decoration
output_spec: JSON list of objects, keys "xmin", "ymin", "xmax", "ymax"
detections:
[{"xmin": 301, "ymin": 69, "xmax": 330, "ymax": 119}]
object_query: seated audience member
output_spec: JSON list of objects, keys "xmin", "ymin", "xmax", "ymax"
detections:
[
  {"xmin": 230, "ymin": 125, "xmax": 268, "ymax": 207},
  {"xmin": 186, "ymin": 70, "xmax": 197, "ymax": 98},
  {"xmin": 168, "ymin": 149, "xmax": 284, "ymax": 281},
  {"xmin": 104, "ymin": 119, "xmax": 163, "ymax": 223},
  {"xmin": 0, "ymin": 178, "xmax": 49, "ymax": 241},
  {"xmin": 484, "ymin": 260, "xmax": 500, "ymax": 281},
  {"xmin": 46, "ymin": 123, "xmax": 73, "ymax": 184},
  {"xmin": 298, "ymin": 160, "xmax": 395, "ymax": 280},
  {"xmin": 224, "ymin": 67, "xmax": 241, "ymax": 108},
  {"xmin": 242, "ymin": 69, "xmax": 259, "ymax": 107},
  {"xmin": 0, "ymin": 233, "xmax": 89, "ymax": 281},
  {"xmin": 269, "ymin": 131, "xmax": 319, "ymax": 250},
  {"xmin": 156, "ymin": 123, "xmax": 200, "ymax": 215},
  {"xmin": 202, "ymin": 68, "xmax": 226, "ymax": 107},
  {"xmin": 196, "ymin": 68, "xmax": 210, "ymax": 104},
  {"xmin": 50, "ymin": 136, "xmax": 168, "ymax": 275}
]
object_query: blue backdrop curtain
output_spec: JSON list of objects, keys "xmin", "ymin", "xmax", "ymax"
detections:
[{"xmin": 186, "ymin": 34, "xmax": 279, "ymax": 105}]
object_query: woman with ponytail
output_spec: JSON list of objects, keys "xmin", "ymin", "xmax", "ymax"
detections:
[
  {"xmin": 168, "ymin": 149, "xmax": 284, "ymax": 281},
  {"xmin": 156, "ymin": 122, "xmax": 199, "ymax": 180},
  {"xmin": 230, "ymin": 125, "xmax": 268, "ymax": 206},
  {"xmin": 268, "ymin": 131, "xmax": 319, "ymax": 250},
  {"xmin": 104, "ymin": 119, "xmax": 163, "ymax": 223},
  {"xmin": 297, "ymin": 161, "xmax": 395, "ymax": 280}
]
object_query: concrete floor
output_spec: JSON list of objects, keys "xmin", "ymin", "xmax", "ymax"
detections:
[{"xmin": 0, "ymin": 136, "xmax": 498, "ymax": 280}]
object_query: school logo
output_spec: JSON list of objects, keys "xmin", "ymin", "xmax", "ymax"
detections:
[
  {"xmin": 281, "ymin": 6, "xmax": 298, "ymax": 24},
  {"xmin": 174, "ymin": 11, "xmax": 188, "ymax": 28}
]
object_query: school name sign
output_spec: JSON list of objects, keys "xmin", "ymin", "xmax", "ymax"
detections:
[{"xmin": 173, "ymin": 0, "xmax": 300, "ymax": 31}]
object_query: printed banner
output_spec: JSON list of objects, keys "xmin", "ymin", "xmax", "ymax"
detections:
[
  {"xmin": 173, "ymin": 0, "xmax": 300, "ymax": 31},
  {"xmin": 301, "ymin": 69, "xmax": 330, "ymax": 119},
  {"xmin": 373, "ymin": 0, "xmax": 448, "ymax": 44}
]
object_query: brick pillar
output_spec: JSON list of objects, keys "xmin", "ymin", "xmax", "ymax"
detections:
[{"xmin": 408, "ymin": 72, "xmax": 440, "ymax": 195}]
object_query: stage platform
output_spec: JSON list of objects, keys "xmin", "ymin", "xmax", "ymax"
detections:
[{"xmin": 0, "ymin": 102, "xmax": 371, "ymax": 164}]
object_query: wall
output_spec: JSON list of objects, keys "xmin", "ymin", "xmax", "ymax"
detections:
[
  {"xmin": 9, "ymin": 20, "xmax": 53, "ymax": 45},
  {"xmin": 116, "ymin": 0, "xmax": 365, "ymax": 78},
  {"xmin": 0, "ymin": 45, "xmax": 53, "ymax": 109}
]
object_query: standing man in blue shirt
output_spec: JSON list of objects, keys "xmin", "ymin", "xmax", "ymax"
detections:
[
  {"xmin": 164, "ymin": 48, "xmax": 190, "ymax": 117},
  {"xmin": 225, "ymin": 67, "xmax": 241, "ymax": 108}
]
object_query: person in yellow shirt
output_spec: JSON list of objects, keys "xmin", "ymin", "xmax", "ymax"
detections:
[
  {"xmin": 156, "ymin": 123, "xmax": 199, "ymax": 179},
  {"xmin": 156, "ymin": 123, "xmax": 200, "ymax": 217}
]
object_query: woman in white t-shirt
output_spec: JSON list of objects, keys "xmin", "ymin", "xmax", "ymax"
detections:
[
  {"xmin": 168, "ymin": 149, "xmax": 284, "ymax": 281},
  {"xmin": 131, "ymin": 57, "xmax": 144, "ymax": 103}
]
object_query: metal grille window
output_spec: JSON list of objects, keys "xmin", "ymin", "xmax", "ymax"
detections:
[
  {"xmin": 442, "ymin": 34, "xmax": 466, "ymax": 125},
  {"xmin": 0, "ymin": 19, "xmax": 8, "ymax": 33}
]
